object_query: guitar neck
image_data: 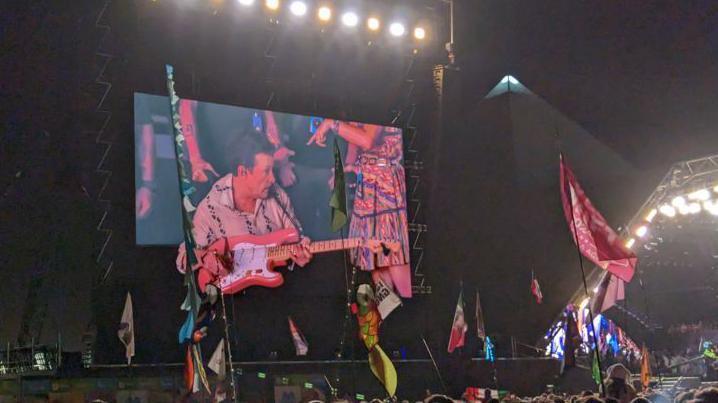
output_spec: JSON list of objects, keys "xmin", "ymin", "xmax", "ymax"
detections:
[{"xmin": 267, "ymin": 238, "xmax": 363, "ymax": 260}]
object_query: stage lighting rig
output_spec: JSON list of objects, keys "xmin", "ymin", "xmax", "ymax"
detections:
[
  {"xmin": 341, "ymin": 11, "xmax": 359, "ymax": 27},
  {"xmin": 289, "ymin": 1, "xmax": 307, "ymax": 16},
  {"xmin": 389, "ymin": 22, "xmax": 406, "ymax": 37},
  {"xmin": 367, "ymin": 16, "xmax": 380, "ymax": 31},
  {"xmin": 414, "ymin": 26, "xmax": 426, "ymax": 40},
  {"xmin": 265, "ymin": 0, "xmax": 280, "ymax": 11},
  {"xmin": 317, "ymin": 6, "xmax": 332, "ymax": 21},
  {"xmin": 238, "ymin": 0, "xmax": 255, "ymax": 6}
]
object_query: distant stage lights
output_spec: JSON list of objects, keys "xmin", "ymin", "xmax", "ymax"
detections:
[
  {"xmin": 645, "ymin": 208, "xmax": 658, "ymax": 222},
  {"xmin": 265, "ymin": 0, "xmax": 279, "ymax": 11},
  {"xmin": 688, "ymin": 188, "xmax": 711, "ymax": 201},
  {"xmin": 341, "ymin": 12, "xmax": 359, "ymax": 27},
  {"xmin": 317, "ymin": 6, "xmax": 332, "ymax": 21},
  {"xmin": 238, "ymin": 0, "xmax": 255, "ymax": 5},
  {"xmin": 659, "ymin": 204, "xmax": 676, "ymax": 217},
  {"xmin": 625, "ymin": 238, "xmax": 636, "ymax": 249},
  {"xmin": 367, "ymin": 17, "xmax": 380, "ymax": 31},
  {"xmin": 414, "ymin": 26, "xmax": 426, "ymax": 40},
  {"xmin": 389, "ymin": 22, "xmax": 406, "ymax": 37},
  {"xmin": 671, "ymin": 196, "xmax": 686, "ymax": 207},
  {"xmin": 289, "ymin": 1, "xmax": 307, "ymax": 16},
  {"xmin": 687, "ymin": 202, "xmax": 702, "ymax": 214},
  {"xmin": 635, "ymin": 225, "xmax": 648, "ymax": 238}
]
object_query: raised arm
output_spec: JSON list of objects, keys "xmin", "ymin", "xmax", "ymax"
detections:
[
  {"xmin": 180, "ymin": 99, "xmax": 218, "ymax": 182},
  {"xmin": 307, "ymin": 119, "xmax": 380, "ymax": 151}
]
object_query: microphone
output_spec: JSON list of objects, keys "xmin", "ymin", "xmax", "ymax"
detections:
[{"xmin": 269, "ymin": 184, "xmax": 303, "ymax": 233}]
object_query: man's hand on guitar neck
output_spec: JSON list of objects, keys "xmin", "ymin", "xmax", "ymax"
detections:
[{"xmin": 289, "ymin": 236, "xmax": 312, "ymax": 267}]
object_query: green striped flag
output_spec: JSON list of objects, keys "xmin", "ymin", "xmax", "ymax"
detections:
[{"xmin": 329, "ymin": 138, "xmax": 347, "ymax": 232}]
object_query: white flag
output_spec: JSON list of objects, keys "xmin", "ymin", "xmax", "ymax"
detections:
[
  {"xmin": 374, "ymin": 279, "xmax": 402, "ymax": 320},
  {"xmin": 117, "ymin": 292, "xmax": 135, "ymax": 365},
  {"xmin": 288, "ymin": 317, "xmax": 308, "ymax": 356},
  {"xmin": 208, "ymin": 339, "xmax": 226, "ymax": 380}
]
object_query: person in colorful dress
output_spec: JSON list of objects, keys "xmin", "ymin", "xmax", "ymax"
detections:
[{"xmin": 308, "ymin": 119, "xmax": 411, "ymax": 298}]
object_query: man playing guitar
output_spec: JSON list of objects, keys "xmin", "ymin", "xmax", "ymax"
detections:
[{"xmin": 176, "ymin": 131, "xmax": 313, "ymax": 292}]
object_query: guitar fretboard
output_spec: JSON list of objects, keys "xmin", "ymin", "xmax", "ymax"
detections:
[{"xmin": 267, "ymin": 238, "xmax": 363, "ymax": 260}]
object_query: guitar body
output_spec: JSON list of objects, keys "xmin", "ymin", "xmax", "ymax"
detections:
[{"xmin": 214, "ymin": 228, "xmax": 297, "ymax": 295}]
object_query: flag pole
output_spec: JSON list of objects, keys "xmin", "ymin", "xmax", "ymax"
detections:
[
  {"xmin": 564, "ymin": 157, "xmax": 606, "ymax": 395},
  {"xmin": 219, "ymin": 290, "xmax": 238, "ymax": 403},
  {"xmin": 421, "ymin": 336, "xmax": 447, "ymax": 393}
]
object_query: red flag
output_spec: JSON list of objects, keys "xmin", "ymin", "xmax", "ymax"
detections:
[
  {"xmin": 531, "ymin": 271, "xmax": 543, "ymax": 304},
  {"xmin": 560, "ymin": 155, "xmax": 637, "ymax": 282},
  {"xmin": 591, "ymin": 272, "xmax": 625, "ymax": 313},
  {"xmin": 447, "ymin": 290, "xmax": 468, "ymax": 353}
]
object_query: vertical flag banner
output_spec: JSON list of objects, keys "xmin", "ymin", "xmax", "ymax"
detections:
[
  {"xmin": 560, "ymin": 155, "xmax": 637, "ymax": 283},
  {"xmin": 375, "ymin": 279, "xmax": 402, "ymax": 319},
  {"xmin": 475, "ymin": 290, "xmax": 486, "ymax": 341},
  {"xmin": 330, "ymin": 138, "xmax": 348, "ymax": 232},
  {"xmin": 591, "ymin": 272, "xmax": 625, "ymax": 314},
  {"xmin": 448, "ymin": 289, "xmax": 468, "ymax": 353},
  {"xmin": 592, "ymin": 349, "xmax": 602, "ymax": 385},
  {"xmin": 208, "ymin": 339, "xmax": 227, "ymax": 380},
  {"xmin": 117, "ymin": 292, "xmax": 135, "ymax": 365},
  {"xmin": 563, "ymin": 309, "xmax": 579, "ymax": 368},
  {"xmin": 531, "ymin": 271, "xmax": 543, "ymax": 304},
  {"xmin": 288, "ymin": 317, "xmax": 309, "ymax": 356},
  {"xmin": 640, "ymin": 344, "xmax": 652, "ymax": 389}
]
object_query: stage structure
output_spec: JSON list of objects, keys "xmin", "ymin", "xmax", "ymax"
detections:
[{"xmin": 545, "ymin": 153, "xmax": 718, "ymax": 356}]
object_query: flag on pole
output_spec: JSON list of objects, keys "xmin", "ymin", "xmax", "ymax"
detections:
[
  {"xmin": 640, "ymin": 344, "xmax": 652, "ymax": 389},
  {"xmin": 592, "ymin": 349, "xmax": 602, "ymax": 385},
  {"xmin": 475, "ymin": 290, "xmax": 486, "ymax": 341},
  {"xmin": 560, "ymin": 155, "xmax": 637, "ymax": 283},
  {"xmin": 117, "ymin": 292, "xmax": 135, "ymax": 365},
  {"xmin": 563, "ymin": 309, "xmax": 579, "ymax": 368},
  {"xmin": 288, "ymin": 317, "xmax": 309, "ymax": 356},
  {"xmin": 447, "ymin": 289, "xmax": 468, "ymax": 353},
  {"xmin": 374, "ymin": 279, "xmax": 402, "ymax": 319},
  {"xmin": 208, "ymin": 339, "xmax": 226, "ymax": 380},
  {"xmin": 329, "ymin": 138, "xmax": 348, "ymax": 232},
  {"xmin": 531, "ymin": 271, "xmax": 543, "ymax": 304},
  {"xmin": 591, "ymin": 272, "xmax": 625, "ymax": 314}
]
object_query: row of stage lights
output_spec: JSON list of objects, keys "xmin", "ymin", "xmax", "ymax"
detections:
[
  {"xmin": 236, "ymin": 0, "xmax": 429, "ymax": 40},
  {"xmin": 625, "ymin": 185, "xmax": 718, "ymax": 249}
]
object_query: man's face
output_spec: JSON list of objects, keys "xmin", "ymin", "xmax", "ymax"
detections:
[{"xmin": 238, "ymin": 153, "xmax": 275, "ymax": 199}]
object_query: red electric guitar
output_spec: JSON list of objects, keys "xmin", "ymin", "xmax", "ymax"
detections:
[{"xmin": 194, "ymin": 228, "xmax": 399, "ymax": 295}]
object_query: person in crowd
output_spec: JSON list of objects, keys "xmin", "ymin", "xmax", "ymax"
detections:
[{"xmin": 604, "ymin": 363, "xmax": 637, "ymax": 403}]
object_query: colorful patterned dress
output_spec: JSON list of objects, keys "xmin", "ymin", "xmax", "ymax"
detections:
[{"xmin": 349, "ymin": 128, "xmax": 410, "ymax": 271}]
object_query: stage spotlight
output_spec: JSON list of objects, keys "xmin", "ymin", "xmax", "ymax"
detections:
[
  {"xmin": 625, "ymin": 238, "xmax": 636, "ymax": 249},
  {"xmin": 645, "ymin": 208, "xmax": 658, "ymax": 222},
  {"xmin": 265, "ymin": 0, "xmax": 279, "ymax": 11},
  {"xmin": 635, "ymin": 225, "xmax": 648, "ymax": 238},
  {"xmin": 659, "ymin": 204, "xmax": 676, "ymax": 217},
  {"xmin": 389, "ymin": 22, "xmax": 405, "ymax": 37},
  {"xmin": 289, "ymin": 1, "xmax": 307, "ymax": 16},
  {"xmin": 671, "ymin": 196, "xmax": 686, "ymax": 207},
  {"xmin": 688, "ymin": 188, "xmax": 710, "ymax": 201},
  {"xmin": 317, "ymin": 6, "xmax": 331, "ymax": 21},
  {"xmin": 687, "ymin": 202, "xmax": 701, "ymax": 214},
  {"xmin": 367, "ymin": 17, "xmax": 380, "ymax": 31},
  {"xmin": 414, "ymin": 26, "xmax": 426, "ymax": 40},
  {"xmin": 341, "ymin": 12, "xmax": 358, "ymax": 27},
  {"xmin": 238, "ymin": 0, "xmax": 255, "ymax": 5}
]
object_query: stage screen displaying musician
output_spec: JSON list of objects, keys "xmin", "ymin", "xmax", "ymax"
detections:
[{"xmin": 133, "ymin": 92, "xmax": 410, "ymax": 282}]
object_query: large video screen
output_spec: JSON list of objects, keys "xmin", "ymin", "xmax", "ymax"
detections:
[{"xmin": 134, "ymin": 92, "xmax": 410, "ymax": 272}]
